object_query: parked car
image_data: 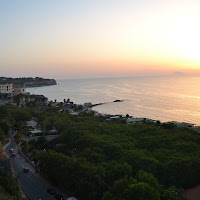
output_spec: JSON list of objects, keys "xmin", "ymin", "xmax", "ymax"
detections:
[
  {"xmin": 47, "ymin": 188, "xmax": 56, "ymax": 195},
  {"xmin": 55, "ymin": 194, "xmax": 64, "ymax": 200},
  {"xmin": 23, "ymin": 167, "xmax": 29, "ymax": 173}
]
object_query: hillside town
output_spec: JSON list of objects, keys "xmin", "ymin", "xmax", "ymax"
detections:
[{"xmin": 0, "ymin": 82, "xmax": 48, "ymax": 107}]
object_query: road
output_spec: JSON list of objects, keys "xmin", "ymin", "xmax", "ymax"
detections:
[{"xmin": 4, "ymin": 133, "xmax": 57, "ymax": 200}]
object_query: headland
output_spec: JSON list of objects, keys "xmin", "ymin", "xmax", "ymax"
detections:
[{"xmin": 0, "ymin": 77, "xmax": 57, "ymax": 88}]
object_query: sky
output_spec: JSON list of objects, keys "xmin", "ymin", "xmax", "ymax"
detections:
[{"xmin": 0, "ymin": 0, "xmax": 200, "ymax": 79}]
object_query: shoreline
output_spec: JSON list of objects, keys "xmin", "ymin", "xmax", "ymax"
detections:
[
  {"xmin": 90, "ymin": 105, "xmax": 198, "ymax": 128},
  {"xmin": 25, "ymin": 77, "xmax": 200, "ymax": 126}
]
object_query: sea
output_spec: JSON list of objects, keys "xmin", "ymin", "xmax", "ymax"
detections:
[{"xmin": 26, "ymin": 75, "xmax": 200, "ymax": 125}]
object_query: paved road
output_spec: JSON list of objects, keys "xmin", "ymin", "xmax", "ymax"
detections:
[{"xmin": 5, "ymin": 133, "xmax": 56, "ymax": 200}]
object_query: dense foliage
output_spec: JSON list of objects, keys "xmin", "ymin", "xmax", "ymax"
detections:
[
  {"xmin": 0, "ymin": 105, "xmax": 31, "ymax": 144},
  {"xmin": 38, "ymin": 121, "xmax": 198, "ymax": 200},
  {"xmin": 0, "ymin": 170, "xmax": 20, "ymax": 200},
  {"xmin": 1, "ymin": 104, "xmax": 199, "ymax": 199}
]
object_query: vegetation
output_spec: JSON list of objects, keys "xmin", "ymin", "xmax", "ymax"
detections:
[
  {"xmin": 0, "ymin": 170, "xmax": 21, "ymax": 200},
  {"xmin": 0, "ymin": 104, "xmax": 199, "ymax": 199}
]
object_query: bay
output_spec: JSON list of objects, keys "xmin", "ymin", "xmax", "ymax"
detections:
[{"xmin": 27, "ymin": 75, "xmax": 200, "ymax": 124}]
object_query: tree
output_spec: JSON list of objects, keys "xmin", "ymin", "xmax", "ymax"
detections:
[
  {"xmin": 0, "ymin": 128, "xmax": 6, "ymax": 142},
  {"xmin": 14, "ymin": 133, "xmax": 22, "ymax": 145},
  {"xmin": 112, "ymin": 176, "xmax": 137, "ymax": 198},
  {"xmin": 0, "ymin": 120, "xmax": 11, "ymax": 137},
  {"xmin": 16, "ymin": 121, "xmax": 24, "ymax": 131},
  {"xmin": 37, "ymin": 136, "xmax": 47, "ymax": 148},
  {"xmin": 124, "ymin": 182, "xmax": 161, "ymax": 200},
  {"xmin": 67, "ymin": 120, "xmax": 72, "ymax": 128},
  {"xmin": 161, "ymin": 123, "xmax": 176, "ymax": 130},
  {"xmin": 0, "ymin": 170, "xmax": 20, "ymax": 199},
  {"xmin": 155, "ymin": 121, "xmax": 161, "ymax": 126},
  {"xmin": 31, "ymin": 149, "xmax": 40, "ymax": 172},
  {"xmin": 20, "ymin": 140, "xmax": 30, "ymax": 155},
  {"xmin": 31, "ymin": 149, "xmax": 39, "ymax": 164},
  {"xmin": 136, "ymin": 170, "xmax": 162, "ymax": 193},
  {"xmin": 162, "ymin": 186, "xmax": 178, "ymax": 200},
  {"xmin": 23, "ymin": 128, "xmax": 29, "ymax": 138},
  {"xmin": 11, "ymin": 109, "xmax": 31, "ymax": 121},
  {"xmin": 10, "ymin": 117, "xmax": 16, "ymax": 130},
  {"xmin": 40, "ymin": 121, "xmax": 46, "ymax": 136},
  {"xmin": 102, "ymin": 192, "xmax": 113, "ymax": 200}
]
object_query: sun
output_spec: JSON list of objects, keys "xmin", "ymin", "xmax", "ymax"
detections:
[{"xmin": 162, "ymin": 12, "xmax": 200, "ymax": 66}]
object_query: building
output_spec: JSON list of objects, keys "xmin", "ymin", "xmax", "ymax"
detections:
[
  {"xmin": 0, "ymin": 83, "xmax": 13, "ymax": 94},
  {"xmin": 0, "ymin": 83, "xmax": 25, "ymax": 96},
  {"xmin": 29, "ymin": 95, "xmax": 48, "ymax": 105},
  {"xmin": 126, "ymin": 117, "xmax": 145, "ymax": 124},
  {"xmin": 26, "ymin": 120, "xmax": 38, "ymax": 129},
  {"xmin": 63, "ymin": 103, "xmax": 73, "ymax": 109},
  {"xmin": 13, "ymin": 87, "xmax": 26, "ymax": 95},
  {"xmin": 84, "ymin": 102, "xmax": 92, "ymax": 107},
  {"xmin": 170, "ymin": 121, "xmax": 195, "ymax": 128},
  {"xmin": 29, "ymin": 129, "xmax": 42, "ymax": 135}
]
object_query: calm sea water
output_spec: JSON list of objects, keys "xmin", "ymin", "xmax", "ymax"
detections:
[{"xmin": 27, "ymin": 75, "xmax": 200, "ymax": 124}]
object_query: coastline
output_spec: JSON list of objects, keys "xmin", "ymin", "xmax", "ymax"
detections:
[
  {"xmin": 26, "ymin": 76, "xmax": 200, "ymax": 125},
  {"xmin": 0, "ymin": 77, "xmax": 57, "ymax": 88}
]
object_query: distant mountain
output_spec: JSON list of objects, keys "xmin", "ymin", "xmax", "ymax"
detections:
[
  {"xmin": 173, "ymin": 72, "xmax": 184, "ymax": 76},
  {"xmin": 0, "ymin": 77, "xmax": 57, "ymax": 88}
]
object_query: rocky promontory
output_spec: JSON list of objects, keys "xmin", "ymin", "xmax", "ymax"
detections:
[{"xmin": 0, "ymin": 77, "xmax": 57, "ymax": 88}]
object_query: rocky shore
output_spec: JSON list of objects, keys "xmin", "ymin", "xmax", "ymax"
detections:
[{"xmin": 91, "ymin": 99, "xmax": 125, "ymax": 107}]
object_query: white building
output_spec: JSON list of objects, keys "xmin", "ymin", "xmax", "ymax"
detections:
[
  {"xmin": 126, "ymin": 117, "xmax": 145, "ymax": 124},
  {"xmin": 0, "ymin": 83, "xmax": 13, "ymax": 94},
  {"xmin": 26, "ymin": 120, "xmax": 38, "ymax": 129}
]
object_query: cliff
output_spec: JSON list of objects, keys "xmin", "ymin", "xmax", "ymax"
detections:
[{"xmin": 0, "ymin": 77, "xmax": 57, "ymax": 88}]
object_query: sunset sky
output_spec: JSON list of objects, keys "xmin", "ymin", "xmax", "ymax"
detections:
[{"xmin": 1, "ymin": 0, "xmax": 200, "ymax": 79}]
